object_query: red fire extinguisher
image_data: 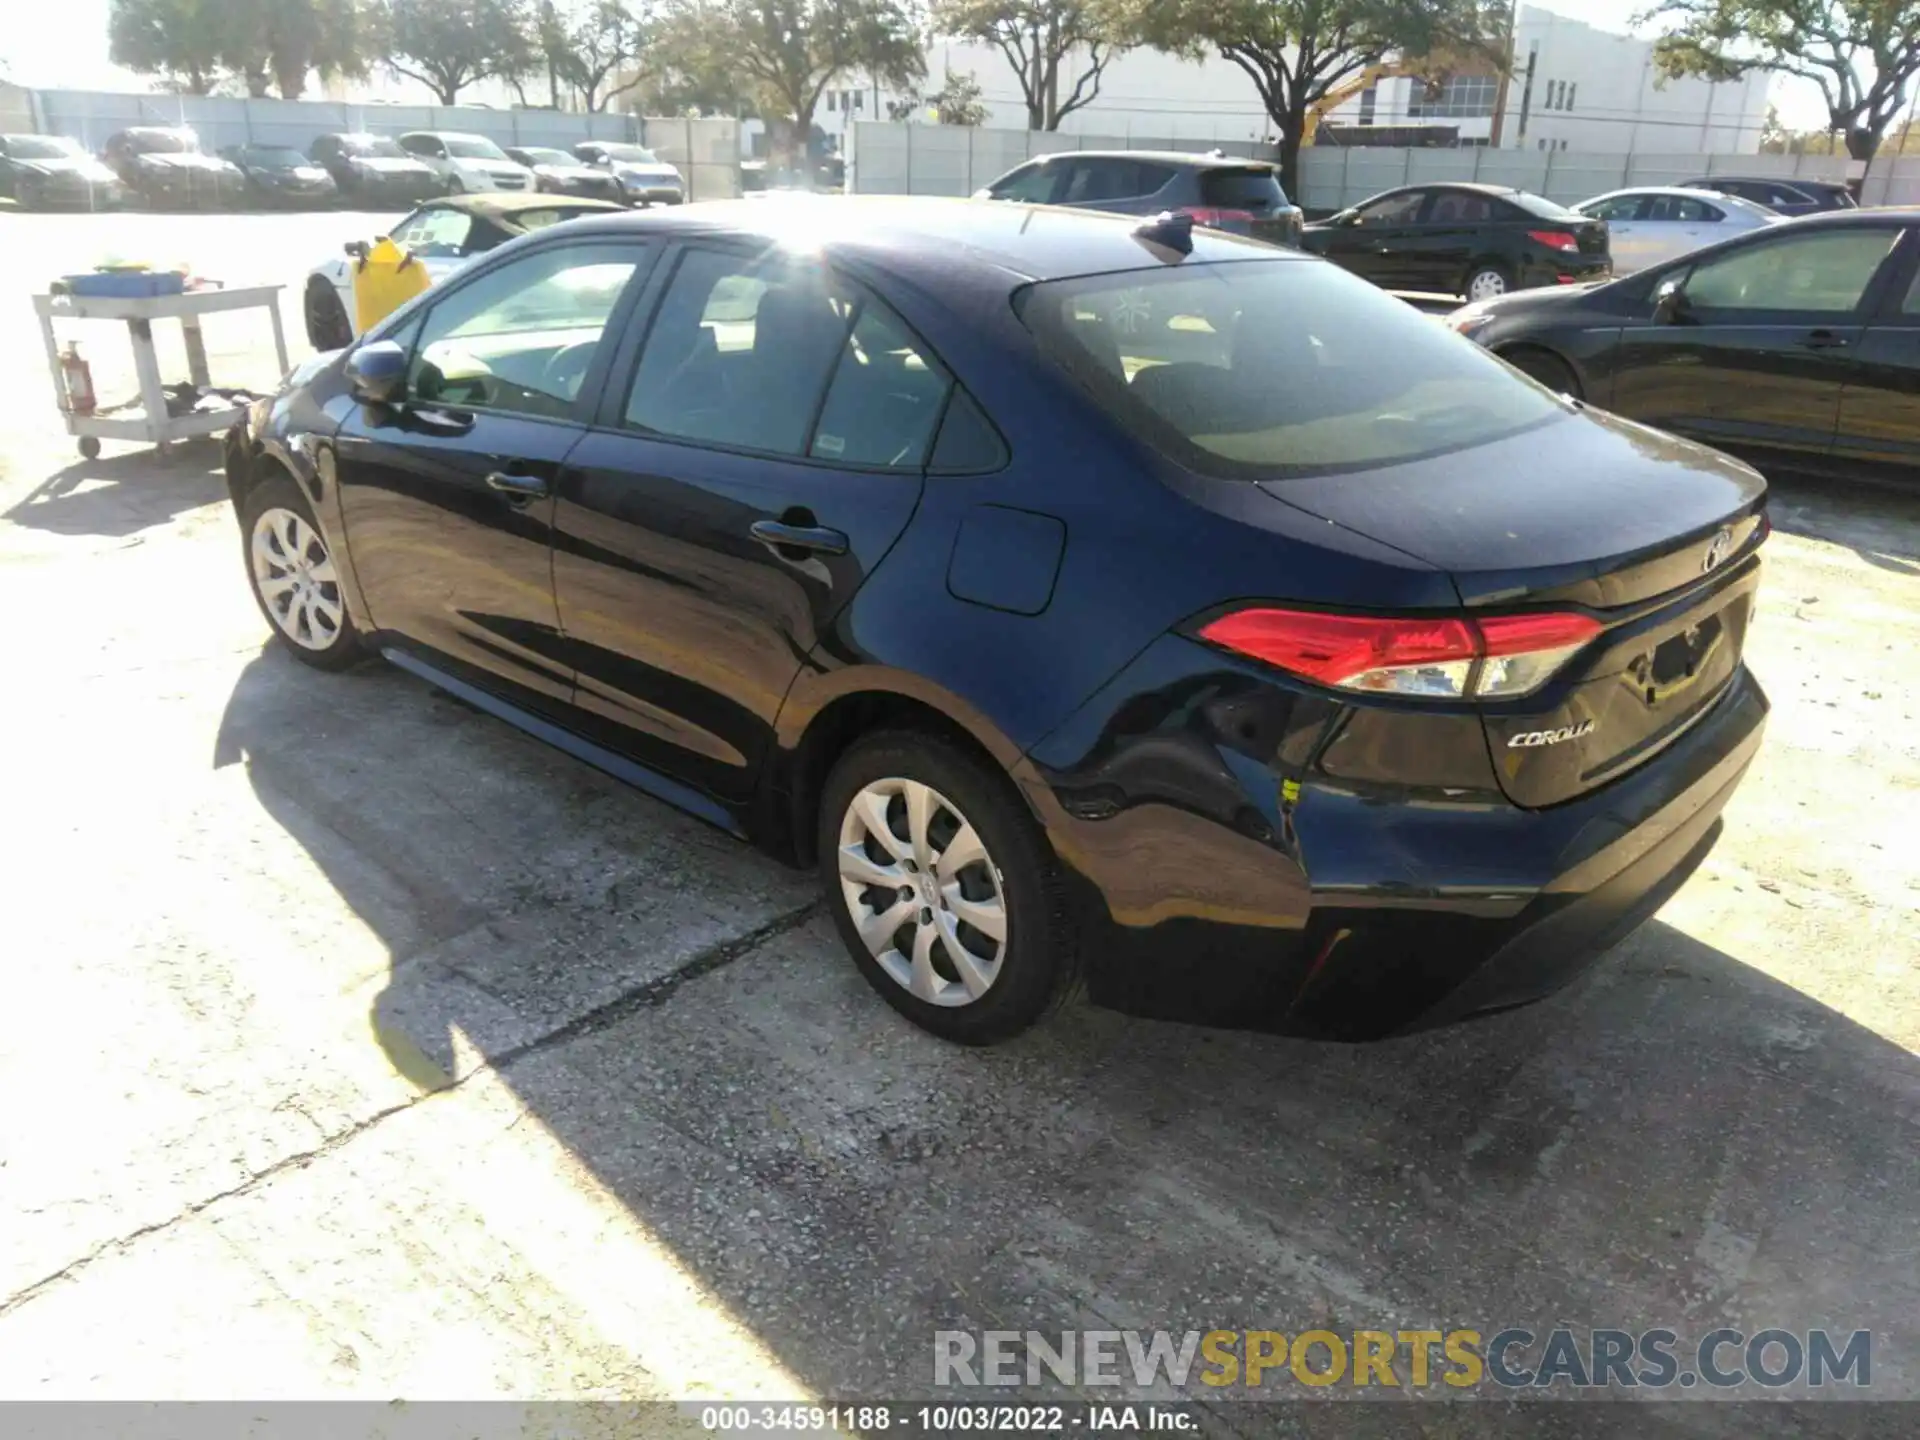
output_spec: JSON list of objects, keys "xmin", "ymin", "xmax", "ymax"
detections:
[{"xmin": 59, "ymin": 342, "xmax": 97, "ymax": 416}]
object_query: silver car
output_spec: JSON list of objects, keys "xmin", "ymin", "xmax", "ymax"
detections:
[{"xmin": 1573, "ymin": 186, "xmax": 1779, "ymax": 274}]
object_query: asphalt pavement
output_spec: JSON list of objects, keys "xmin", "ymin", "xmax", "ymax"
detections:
[{"xmin": 1, "ymin": 208, "xmax": 1917, "ymax": 1431}]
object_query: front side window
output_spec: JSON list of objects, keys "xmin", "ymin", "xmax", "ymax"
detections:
[
  {"xmin": 1355, "ymin": 191, "xmax": 1425, "ymax": 226},
  {"xmin": 1020, "ymin": 259, "xmax": 1565, "ymax": 479},
  {"xmin": 991, "ymin": 163, "xmax": 1060, "ymax": 204},
  {"xmin": 625, "ymin": 248, "xmax": 948, "ymax": 467},
  {"xmin": 1681, "ymin": 228, "xmax": 1898, "ymax": 315},
  {"xmin": 406, "ymin": 243, "xmax": 642, "ymax": 418},
  {"xmin": 1581, "ymin": 196, "xmax": 1646, "ymax": 222}
]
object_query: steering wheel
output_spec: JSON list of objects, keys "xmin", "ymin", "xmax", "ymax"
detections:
[{"xmin": 539, "ymin": 341, "xmax": 600, "ymax": 403}]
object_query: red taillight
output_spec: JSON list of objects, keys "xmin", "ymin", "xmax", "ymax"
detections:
[
  {"xmin": 1181, "ymin": 207, "xmax": 1257, "ymax": 227},
  {"xmin": 1198, "ymin": 607, "xmax": 1602, "ymax": 700},
  {"xmin": 1528, "ymin": 229, "xmax": 1581, "ymax": 253}
]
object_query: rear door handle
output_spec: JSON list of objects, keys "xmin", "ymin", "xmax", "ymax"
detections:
[
  {"xmin": 1800, "ymin": 330, "xmax": 1850, "ymax": 351},
  {"xmin": 750, "ymin": 519, "xmax": 848, "ymax": 556},
  {"xmin": 486, "ymin": 469, "xmax": 550, "ymax": 501}
]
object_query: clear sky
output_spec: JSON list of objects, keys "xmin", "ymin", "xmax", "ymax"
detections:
[{"xmin": 3, "ymin": 0, "xmax": 1836, "ymax": 132}]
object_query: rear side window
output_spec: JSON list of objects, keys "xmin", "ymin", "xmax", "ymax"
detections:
[
  {"xmin": 1020, "ymin": 260, "xmax": 1563, "ymax": 479},
  {"xmin": 929, "ymin": 391, "xmax": 1008, "ymax": 473},
  {"xmin": 1199, "ymin": 167, "xmax": 1288, "ymax": 209},
  {"xmin": 810, "ymin": 298, "xmax": 951, "ymax": 468},
  {"xmin": 1429, "ymin": 191, "xmax": 1494, "ymax": 222},
  {"xmin": 1645, "ymin": 195, "xmax": 1719, "ymax": 222},
  {"xmin": 625, "ymin": 247, "xmax": 950, "ymax": 469}
]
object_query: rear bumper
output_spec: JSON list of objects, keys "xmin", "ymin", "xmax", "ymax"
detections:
[{"xmin": 1024, "ymin": 640, "xmax": 1768, "ymax": 1040}]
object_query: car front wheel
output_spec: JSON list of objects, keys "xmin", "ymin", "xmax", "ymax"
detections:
[
  {"xmin": 242, "ymin": 473, "xmax": 364, "ymax": 671},
  {"xmin": 819, "ymin": 732, "xmax": 1080, "ymax": 1045},
  {"xmin": 304, "ymin": 278, "xmax": 353, "ymax": 351}
]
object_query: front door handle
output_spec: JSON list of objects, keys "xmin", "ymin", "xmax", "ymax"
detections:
[
  {"xmin": 750, "ymin": 519, "xmax": 848, "ymax": 556},
  {"xmin": 1800, "ymin": 330, "xmax": 1850, "ymax": 351},
  {"xmin": 486, "ymin": 470, "xmax": 550, "ymax": 502}
]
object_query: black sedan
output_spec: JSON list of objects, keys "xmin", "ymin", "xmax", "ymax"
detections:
[
  {"xmin": 0, "ymin": 133, "xmax": 123, "ymax": 208},
  {"xmin": 975, "ymin": 149, "xmax": 1303, "ymax": 247},
  {"xmin": 103, "ymin": 127, "xmax": 246, "ymax": 208},
  {"xmin": 310, "ymin": 132, "xmax": 441, "ymax": 206},
  {"xmin": 1302, "ymin": 182, "xmax": 1611, "ymax": 299},
  {"xmin": 506, "ymin": 145, "xmax": 624, "ymax": 200},
  {"xmin": 219, "ymin": 144, "xmax": 339, "ymax": 207},
  {"xmin": 227, "ymin": 197, "xmax": 1767, "ymax": 1045},
  {"xmin": 1445, "ymin": 208, "xmax": 1920, "ymax": 488}
]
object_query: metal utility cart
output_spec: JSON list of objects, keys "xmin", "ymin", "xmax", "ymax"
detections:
[{"xmin": 33, "ymin": 284, "xmax": 288, "ymax": 459}]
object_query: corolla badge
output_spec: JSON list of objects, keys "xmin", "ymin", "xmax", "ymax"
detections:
[
  {"xmin": 1702, "ymin": 526, "xmax": 1734, "ymax": 573},
  {"xmin": 1508, "ymin": 720, "xmax": 1596, "ymax": 748}
]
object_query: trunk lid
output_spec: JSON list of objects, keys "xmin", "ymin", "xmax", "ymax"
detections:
[{"xmin": 1258, "ymin": 409, "xmax": 1766, "ymax": 806}]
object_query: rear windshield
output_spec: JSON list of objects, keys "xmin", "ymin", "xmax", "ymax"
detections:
[
  {"xmin": 1502, "ymin": 190, "xmax": 1584, "ymax": 220},
  {"xmin": 596, "ymin": 144, "xmax": 660, "ymax": 163},
  {"xmin": 517, "ymin": 148, "xmax": 572, "ymax": 165},
  {"xmin": 1200, "ymin": 167, "xmax": 1289, "ymax": 209},
  {"xmin": 241, "ymin": 146, "xmax": 308, "ymax": 165},
  {"xmin": 1019, "ymin": 260, "xmax": 1564, "ymax": 479},
  {"xmin": 344, "ymin": 135, "xmax": 406, "ymax": 158}
]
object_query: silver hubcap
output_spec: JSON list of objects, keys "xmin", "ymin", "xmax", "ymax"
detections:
[
  {"xmin": 250, "ymin": 507, "xmax": 343, "ymax": 651},
  {"xmin": 1469, "ymin": 270, "xmax": 1508, "ymax": 301},
  {"xmin": 837, "ymin": 777, "xmax": 1007, "ymax": 1008}
]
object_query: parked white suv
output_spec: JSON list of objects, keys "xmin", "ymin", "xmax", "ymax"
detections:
[{"xmin": 397, "ymin": 131, "xmax": 534, "ymax": 194}]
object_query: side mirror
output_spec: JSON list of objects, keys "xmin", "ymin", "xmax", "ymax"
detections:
[
  {"xmin": 345, "ymin": 340, "xmax": 408, "ymax": 402},
  {"xmin": 1651, "ymin": 278, "xmax": 1691, "ymax": 325},
  {"xmin": 344, "ymin": 239, "xmax": 370, "ymax": 261},
  {"xmin": 1335, "ymin": 209, "xmax": 1360, "ymax": 227}
]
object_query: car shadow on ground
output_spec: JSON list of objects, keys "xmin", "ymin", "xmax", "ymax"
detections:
[
  {"xmin": 210, "ymin": 647, "xmax": 1918, "ymax": 1429},
  {"xmin": 1765, "ymin": 471, "xmax": 1920, "ymax": 578},
  {"xmin": 3, "ymin": 440, "xmax": 227, "ymax": 537}
]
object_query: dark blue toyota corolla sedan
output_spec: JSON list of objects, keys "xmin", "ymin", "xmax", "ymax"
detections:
[{"xmin": 226, "ymin": 195, "xmax": 1769, "ymax": 1045}]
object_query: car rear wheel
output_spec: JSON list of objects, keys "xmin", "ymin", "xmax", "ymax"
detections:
[
  {"xmin": 242, "ymin": 474, "xmax": 364, "ymax": 671},
  {"xmin": 304, "ymin": 278, "xmax": 353, "ymax": 351},
  {"xmin": 1465, "ymin": 263, "xmax": 1511, "ymax": 302},
  {"xmin": 1504, "ymin": 346, "xmax": 1582, "ymax": 400},
  {"xmin": 819, "ymin": 732, "xmax": 1079, "ymax": 1045}
]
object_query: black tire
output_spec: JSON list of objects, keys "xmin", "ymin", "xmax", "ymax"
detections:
[
  {"xmin": 240, "ymin": 472, "xmax": 366, "ymax": 671},
  {"xmin": 1463, "ymin": 261, "xmax": 1512, "ymax": 303},
  {"xmin": 305, "ymin": 278, "xmax": 353, "ymax": 352},
  {"xmin": 818, "ymin": 731, "xmax": 1080, "ymax": 1045},
  {"xmin": 1504, "ymin": 346, "xmax": 1582, "ymax": 399}
]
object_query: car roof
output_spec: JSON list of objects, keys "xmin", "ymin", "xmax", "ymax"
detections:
[
  {"xmin": 403, "ymin": 129, "xmax": 488, "ymax": 140},
  {"xmin": 1684, "ymin": 175, "xmax": 1819, "ymax": 190},
  {"xmin": 426, "ymin": 192, "xmax": 625, "ymax": 223},
  {"xmin": 1588, "ymin": 185, "xmax": 1746, "ymax": 199},
  {"xmin": 553, "ymin": 193, "xmax": 1299, "ymax": 286},
  {"xmin": 1023, "ymin": 149, "xmax": 1276, "ymax": 171}
]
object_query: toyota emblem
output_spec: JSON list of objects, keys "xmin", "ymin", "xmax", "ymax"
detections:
[{"xmin": 1702, "ymin": 527, "xmax": 1733, "ymax": 573}]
